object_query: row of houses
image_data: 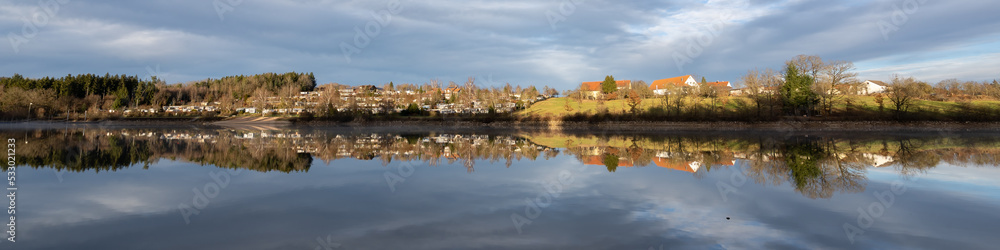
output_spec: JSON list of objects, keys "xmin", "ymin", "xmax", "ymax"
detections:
[
  {"xmin": 315, "ymin": 85, "xmax": 543, "ymax": 114},
  {"xmin": 729, "ymin": 80, "xmax": 890, "ymax": 96},
  {"xmin": 119, "ymin": 102, "xmax": 220, "ymax": 115},
  {"xmin": 235, "ymin": 108, "xmax": 307, "ymax": 115},
  {"xmin": 580, "ymin": 75, "xmax": 733, "ymax": 98},
  {"xmin": 651, "ymin": 75, "xmax": 732, "ymax": 94},
  {"xmin": 111, "ymin": 83, "xmax": 546, "ymax": 116},
  {"xmin": 581, "ymin": 75, "xmax": 891, "ymax": 98}
]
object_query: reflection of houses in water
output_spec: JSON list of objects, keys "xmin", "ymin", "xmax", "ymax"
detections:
[
  {"xmin": 732, "ymin": 152, "xmax": 777, "ymax": 162},
  {"xmin": 581, "ymin": 155, "xmax": 635, "ymax": 167},
  {"xmin": 652, "ymin": 157, "xmax": 701, "ymax": 173},
  {"xmin": 295, "ymin": 146, "xmax": 318, "ymax": 153},
  {"xmin": 235, "ymin": 131, "xmax": 306, "ymax": 139},
  {"xmin": 653, "ymin": 151, "xmax": 736, "ymax": 173},
  {"xmin": 442, "ymin": 147, "xmax": 461, "ymax": 160},
  {"xmin": 832, "ymin": 153, "xmax": 895, "ymax": 168},
  {"xmin": 575, "ymin": 148, "xmax": 737, "ymax": 173},
  {"xmin": 50, "ymin": 130, "xmax": 546, "ymax": 171},
  {"xmin": 582, "ymin": 146, "xmax": 604, "ymax": 156},
  {"xmin": 863, "ymin": 153, "xmax": 894, "ymax": 167},
  {"xmin": 160, "ymin": 132, "xmax": 218, "ymax": 143}
]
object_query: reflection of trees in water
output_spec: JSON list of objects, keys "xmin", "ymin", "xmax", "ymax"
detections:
[
  {"xmin": 783, "ymin": 138, "xmax": 867, "ymax": 199},
  {"xmin": 603, "ymin": 154, "xmax": 618, "ymax": 172},
  {"xmin": 564, "ymin": 135, "xmax": 744, "ymax": 176},
  {"xmin": 892, "ymin": 139, "xmax": 939, "ymax": 177},
  {"xmin": 4, "ymin": 130, "xmax": 313, "ymax": 173},
  {"xmin": 157, "ymin": 135, "xmax": 313, "ymax": 173},
  {"xmin": 785, "ymin": 140, "xmax": 825, "ymax": 191},
  {"xmin": 2, "ymin": 129, "xmax": 557, "ymax": 174},
  {"xmin": 554, "ymin": 134, "xmax": 1000, "ymax": 199},
  {"xmin": 6, "ymin": 129, "xmax": 1000, "ymax": 199},
  {"xmin": 10, "ymin": 131, "xmax": 154, "ymax": 172}
]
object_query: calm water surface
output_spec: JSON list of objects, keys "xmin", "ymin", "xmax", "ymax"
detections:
[{"xmin": 3, "ymin": 126, "xmax": 1000, "ymax": 249}]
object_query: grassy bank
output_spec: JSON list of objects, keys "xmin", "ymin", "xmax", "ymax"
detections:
[{"xmin": 518, "ymin": 96, "xmax": 1000, "ymax": 122}]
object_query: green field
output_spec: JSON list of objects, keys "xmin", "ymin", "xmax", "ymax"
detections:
[{"xmin": 518, "ymin": 96, "xmax": 1000, "ymax": 120}]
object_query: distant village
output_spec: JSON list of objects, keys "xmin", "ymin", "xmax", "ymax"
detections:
[
  {"xmin": 138, "ymin": 83, "xmax": 557, "ymax": 117},
  {"xmin": 6, "ymin": 61, "xmax": 987, "ymax": 121},
  {"xmin": 135, "ymin": 74, "xmax": 897, "ymax": 117},
  {"xmin": 5, "ymin": 53, "xmax": 999, "ymax": 122},
  {"xmin": 131, "ymin": 74, "xmax": 894, "ymax": 117}
]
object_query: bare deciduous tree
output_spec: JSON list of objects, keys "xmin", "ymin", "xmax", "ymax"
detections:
[
  {"xmin": 888, "ymin": 74, "xmax": 920, "ymax": 116},
  {"xmin": 790, "ymin": 54, "xmax": 824, "ymax": 79}
]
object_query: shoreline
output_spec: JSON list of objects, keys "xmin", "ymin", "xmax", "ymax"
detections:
[{"xmin": 4, "ymin": 119, "xmax": 1000, "ymax": 132}]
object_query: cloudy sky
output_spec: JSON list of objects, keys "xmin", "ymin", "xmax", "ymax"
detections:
[{"xmin": 1, "ymin": 0, "xmax": 998, "ymax": 90}]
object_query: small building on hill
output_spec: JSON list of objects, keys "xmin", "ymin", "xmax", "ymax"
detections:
[
  {"xmin": 580, "ymin": 80, "xmax": 632, "ymax": 99},
  {"xmin": 861, "ymin": 80, "xmax": 888, "ymax": 95},
  {"xmin": 580, "ymin": 81, "xmax": 602, "ymax": 99},
  {"xmin": 704, "ymin": 81, "xmax": 732, "ymax": 95},
  {"xmin": 731, "ymin": 86, "xmax": 779, "ymax": 96},
  {"xmin": 649, "ymin": 75, "xmax": 698, "ymax": 95}
]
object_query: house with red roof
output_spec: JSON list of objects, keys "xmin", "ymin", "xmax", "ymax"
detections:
[
  {"xmin": 444, "ymin": 87, "xmax": 462, "ymax": 99},
  {"xmin": 706, "ymin": 81, "xmax": 731, "ymax": 88},
  {"xmin": 704, "ymin": 81, "xmax": 733, "ymax": 96},
  {"xmin": 649, "ymin": 75, "xmax": 698, "ymax": 95},
  {"xmin": 580, "ymin": 80, "xmax": 632, "ymax": 99},
  {"xmin": 581, "ymin": 155, "xmax": 635, "ymax": 168},
  {"xmin": 651, "ymin": 151, "xmax": 735, "ymax": 173},
  {"xmin": 652, "ymin": 158, "xmax": 702, "ymax": 173}
]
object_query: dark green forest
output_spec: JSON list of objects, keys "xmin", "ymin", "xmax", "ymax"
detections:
[{"xmin": 0, "ymin": 72, "xmax": 315, "ymax": 119}]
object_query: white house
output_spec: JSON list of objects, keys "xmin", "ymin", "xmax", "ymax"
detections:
[
  {"xmin": 649, "ymin": 75, "xmax": 698, "ymax": 95},
  {"xmin": 861, "ymin": 80, "xmax": 888, "ymax": 95},
  {"xmin": 863, "ymin": 153, "xmax": 894, "ymax": 167},
  {"xmin": 238, "ymin": 107, "xmax": 258, "ymax": 114}
]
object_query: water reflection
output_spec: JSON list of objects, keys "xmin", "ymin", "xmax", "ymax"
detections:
[
  {"xmin": 6, "ymin": 127, "xmax": 1000, "ymax": 249},
  {"xmin": 6, "ymin": 128, "xmax": 1000, "ymax": 200}
]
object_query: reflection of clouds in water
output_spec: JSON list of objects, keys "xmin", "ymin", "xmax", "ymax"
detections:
[
  {"xmin": 639, "ymin": 206, "xmax": 800, "ymax": 249},
  {"xmin": 23, "ymin": 166, "xmax": 190, "ymax": 227},
  {"xmin": 869, "ymin": 164, "xmax": 1000, "ymax": 201},
  {"xmin": 83, "ymin": 185, "xmax": 171, "ymax": 213},
  {"xmin": 11, "ymin": 157, "xmax": 767, "ymax": 249},
  {"xmin": 8, "ymin": 129, "xmax": 1000, "ymax": 249},
  {"xmin": 585, "ymin": 168, "xmax": 819, "ymax": 249},
  {"xmin": 14, "ymin": 155, "xmax": 1000, "ymax": 249}
]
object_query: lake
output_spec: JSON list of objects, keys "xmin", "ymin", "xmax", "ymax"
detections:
[{"xmin": 3, "ymin": 125, "xmax": 999, "ymax": 249}]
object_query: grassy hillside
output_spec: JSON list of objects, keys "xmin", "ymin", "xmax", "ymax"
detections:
[
  {"xmin": 521, "ymin": 97, "xmax": 746, "ymax": 116},
  {"xmin": 518, "ymin": 96, "xmax": 1000, "ymax": 121}
]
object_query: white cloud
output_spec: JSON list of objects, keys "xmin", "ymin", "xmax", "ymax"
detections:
[
  {"xmin": 857, "ymin": 53, "xmax": 1000, "ymax": 82},
  {"xmin": 1, "ymin": 0, "xmax": 999, "ymax": 90}
]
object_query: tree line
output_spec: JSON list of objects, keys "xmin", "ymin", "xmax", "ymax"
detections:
[
  {"xmin": 0, "ymin": 72, "xmax": 315, "ymax": 119},
  {"xmin": 1, "ymin": 72, "xmax": 560, "ymax": 120},
  {"xmin": 0, "ymin": 73, "xmax": 158, "ymax": 118}
]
